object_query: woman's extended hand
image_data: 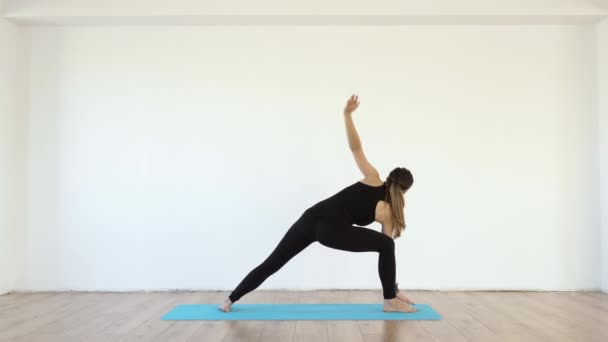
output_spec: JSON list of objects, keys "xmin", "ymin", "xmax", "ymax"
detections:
[{"xmin": 343, "ymin": 94, "xmax": 360, "ymax": 115}]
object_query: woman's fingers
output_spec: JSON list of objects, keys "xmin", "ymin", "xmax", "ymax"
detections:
[{"xmin": 344, "ymin": 94, "xmax": 360, "ymax": 113}]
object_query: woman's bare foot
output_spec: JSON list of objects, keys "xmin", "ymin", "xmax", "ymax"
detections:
[
  {"xmin": 218, "ymin": 298, "xmax": 232, "ymax": 312},
  {"xmin": 396, "ymin": 292, "xmax": 415, "ymax": 305},
  {"xmin": 383, "ymin": 298, "xmax": 417, "ymax": 312}
]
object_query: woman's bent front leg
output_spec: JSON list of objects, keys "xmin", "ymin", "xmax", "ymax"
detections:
[{"xmin": 315, "ymin": 221, "xmax": 397, "ymax": 300}]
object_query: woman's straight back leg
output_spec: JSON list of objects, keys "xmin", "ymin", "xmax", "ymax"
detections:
[{"xmin": 228, "ymin": 210, "xmax": 316, "ymax": 303}]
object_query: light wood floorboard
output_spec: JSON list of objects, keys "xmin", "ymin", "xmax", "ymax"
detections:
[{"xmin": 0, "ymin": 291, "xmax": 606, "ymax": 342}]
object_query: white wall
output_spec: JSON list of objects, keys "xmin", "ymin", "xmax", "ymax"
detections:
[
  {"xmin": 3, "ymin": 0, "xmax": 607, "ymax": 26},
  {"xmin": 0, "ymin": 4, "xmax": 22, "ymax": 295},
  {"xmin": 599, "ymin": 18, "xmax": 608, "ymax": 293},
  {"xmin": 4, "ymin": 0, "xmax": 607, "ymax": 16},
  {"xmin": 18, "ymin": 25, "xmax": 599, "ymax": 292}
]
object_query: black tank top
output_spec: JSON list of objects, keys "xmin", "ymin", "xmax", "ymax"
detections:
[{"xmin": 308, "ymin": 181, "xmax": 387, "ymax": 226}]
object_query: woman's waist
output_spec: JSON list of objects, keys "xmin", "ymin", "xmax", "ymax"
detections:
[{"xmin": 306, "ymin": 203, "xmax": 353, "ymax": 223}]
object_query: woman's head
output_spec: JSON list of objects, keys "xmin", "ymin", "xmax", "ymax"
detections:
[
  {"xmin": 386, "ymin": 167, "xmax": 413, "ymax": 193},
  {"xmin": 384, "ymin": 167, "xmax": 413, "ymax": 238}
]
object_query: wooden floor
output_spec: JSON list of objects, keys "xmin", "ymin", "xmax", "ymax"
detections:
[{"xmin": 1, "ymin": 290, "xmax": 607, "ymax": 342}]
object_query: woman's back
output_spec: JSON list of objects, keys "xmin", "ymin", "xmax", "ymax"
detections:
[{"xmin": 308, "ymin": 181, "xmax": 386, "ymax": 226}]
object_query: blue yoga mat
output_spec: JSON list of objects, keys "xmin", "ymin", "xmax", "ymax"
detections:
[{"xmin": 161, "ymin": 303, "xmax": 441, "ymax": 321}]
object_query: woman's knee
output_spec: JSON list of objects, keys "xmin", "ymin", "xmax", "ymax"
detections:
[
  {"xmin": 257, "ymin": 259, "xmax": 283, "ymax": 277},
  {"xmin": 381, "ymin": 235, "xmax": 395, "ymax": 252}
]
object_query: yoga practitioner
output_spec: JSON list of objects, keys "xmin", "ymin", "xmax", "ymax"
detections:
[{"xmin": 219, "ymin": 95, "xmax": 416, "ymax": 313}]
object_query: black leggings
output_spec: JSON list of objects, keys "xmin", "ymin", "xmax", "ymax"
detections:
[{"xmin": 228, "ymin": 209, "xmax": 397, "ymax": 302}]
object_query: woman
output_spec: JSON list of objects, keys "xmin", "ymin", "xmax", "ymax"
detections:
[{"xmin": 219, "ymin": 95, "xmax": 416, "ymax": 313}]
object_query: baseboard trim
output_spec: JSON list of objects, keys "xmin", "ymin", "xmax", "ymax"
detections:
[{"xmin": 10, "ymin": 287, "xmax": 605, "ymax": 293}]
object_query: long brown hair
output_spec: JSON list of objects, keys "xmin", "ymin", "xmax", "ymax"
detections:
[{"xmin": 384, "ymin": 167, "xmax": 414, "ymax": 239}]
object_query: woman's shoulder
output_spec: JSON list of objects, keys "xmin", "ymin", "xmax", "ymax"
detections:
[{"xmin": 358, "ymin": 174, "xmax": 385, "ymax": 187}]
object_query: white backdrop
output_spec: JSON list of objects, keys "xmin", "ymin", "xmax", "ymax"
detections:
[
  {"xmin": 4, "ymin": 0, "xmax": 606, "ymax": 17},
  {"xmin": 18, "ymin": 25, "xmax": 600, "ymax": 292},
  {"xmin": 0, "ymin": 12, "xmax": 21, "ymax": 295},
  {"xmin": 599, "ymin": 18, "xmax": 608, "ymax": 293}
]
